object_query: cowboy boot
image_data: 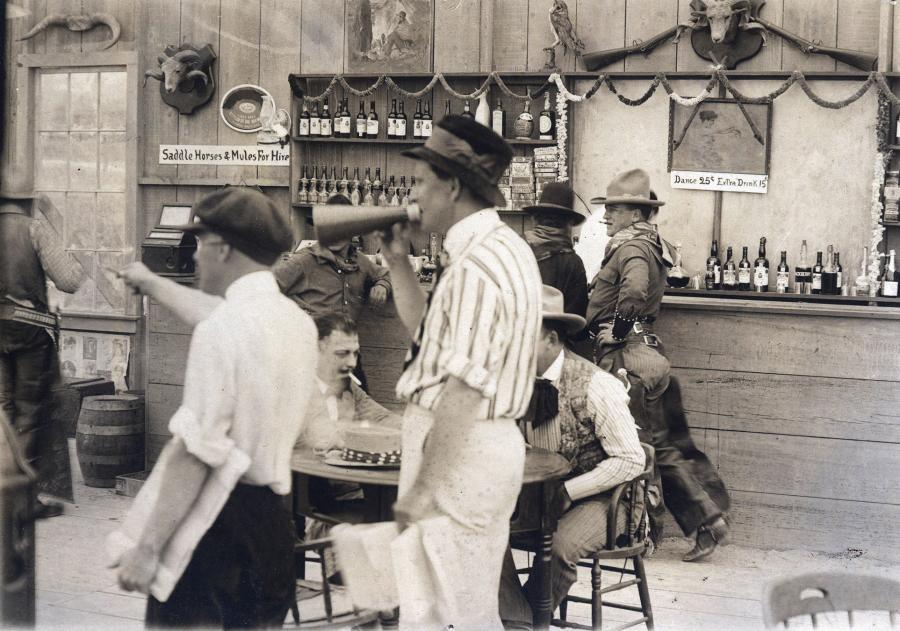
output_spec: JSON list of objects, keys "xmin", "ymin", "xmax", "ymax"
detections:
[{"xmin": 682, "ymin": 515, "xmax": 729, "ymax": 562}]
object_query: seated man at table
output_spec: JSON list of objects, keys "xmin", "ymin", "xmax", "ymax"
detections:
[{"xmin": 499, "ymin": 286, "xmax": 645, "ymax": 629}]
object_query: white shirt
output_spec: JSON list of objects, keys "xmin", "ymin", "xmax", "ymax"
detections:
[
  {"xmin": 168, "ymin": 271, "xmax": 318, "ymax": 495},
  {"xmin": 574, "ymin": 210, "xmax": 611, "ymax": 283}
]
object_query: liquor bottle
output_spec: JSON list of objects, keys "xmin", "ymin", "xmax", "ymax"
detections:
[
  {"xmin": 795, "ymin": 240, "xmax": 812, "ymax": 294},
  {"xmin": 881, "ymin": 249, "xmax": 899, "ymax": 297},
  {"xmin": 722, "ymin": 246, "xmax": 737, "ymax": 290},
  {"xmin": 398, "ymin": 175, "xmax": 408, "ymax": 207},
  {"xmin": 409, "ymin": 175, "xmax": 416, "ymax": 199},
  {"xmin": 422, "ymin": 100, "xmax": 433, "ymax": 137},
  {"xmin": 667, "ymin": 243, "xmax": 689, "ymax": 287},
  {"xmin": 320, "ymin": 101, "xmax": 332, "ymax": 137},
  {"xmin": 384, "ymin": 174, "xmax": 396, "ymax": 206},
  {"xmin": 491, "ymin": 99, "xmax": 506, "ymax": 137},
  {"xmin": 855, "ymin": 246, "xmax": 871, "ymax": 296},
  {"xmin": 310, "ymin": 102, "xmax": 321, "ymax": 136},
  {"xmin": 834, "ymin": 252, "xmax": 843, "ymax": 294},
  {"xmin": 297, "ymin": 166, "xmax": 309, "ymax": 204},
  {"xmin": 372, "ymin": 167, "xmax": 383, "ymax": 205},
  {"xmin": 444, "ymin": 100, "xmax": 452, "ymax": 118},
  {"xmin": 811, "ymin": 251, "xmax": 824, "ymax": 294},
  {"xmin": 349, "ymin": 167, "xmax": 361, "ymax": 205},
  {"xmin": 705, "ymin": 239, "xmax": 721, "ymax": 290},
  {"xmin": 396, "ymin": 101, "xmax": 408, "ymax": 139},
  {"xmin": 753, "ymin": 237, "xmax": 769, "ymax": 292},
  {"xmin": 362, "ymin": 166, "xmax": 373, "ymax": 201},
  {"xmin": 308, "ymin": 166, "xmax": 319, "ymax": 204},
  {"xmin": 341, "ymin": 98, "xmax": 352, "ymax": 138},
  {"xmin": 413, "ymin": 99, "xmax": 423, "ymax": 138},
  {"xmin": 738, "ymin": 246, "xmax": 751, "ymax": 291},
  {"xmin": 333, "ymin": 97, "xmax": 343, "ymax": 138},
  {"xmin": 514, "ymin": 99, "xmax": 534, "ymax": 139},
  {"xmin": 317, "ymin": 168, "xmax": 328, "ymax": 204},
  {"xmin": 338, "ymin": 166, "xmax": 349, "ymax": 196},
  {"xmin": 539, "ymin": 91, "xmax": 555, "ymax": 140},
  {"xmin": 387, "ymin": 99, "xmax": 398, "ymax": 138},
  {"xmin": 324, "ymin": 165, "xmax": 335, "ymax": 198},
  {"xmin": 475, "ymin": 92, "xmax": 490, "ymax": 126},
  {"xmin": 362, "ymin": 179, "xmax": 374, "ymax": 206},
  {"xmin": 461, "ymin": 100, "xmax": 474, "ymax": 119},
  {"xmin": 389, "ymin": 176, "xmax": 400, "ymax": 206},
  {"xmin": 356, "ymin": 100, "xmax": 367, "ymax": 138},
  {"xmin": 366, "ymin": 100, "xmax": 379, "ymax": 138},
  {"xmin": 821, "ymin": 245, "xmax": 837, "ymax": 295},
  {"xmin": 298, "ymin": 102, "xmax": 311, "ymax": 136},
  {"xmin": 776, "ymin": 251, "xmax": 790, "ymax": 293}
]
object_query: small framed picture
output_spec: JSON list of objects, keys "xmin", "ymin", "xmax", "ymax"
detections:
[{"xmin": 159, "ymin": 204, "xmax": 193, "ymax": 227}]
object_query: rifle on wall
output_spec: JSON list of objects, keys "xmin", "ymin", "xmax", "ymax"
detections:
[
  {"xmin": 753, "ymin": 17, "xmax": 877, "ymax": 72},
  {"xmin": 583, "ymin": 25, "xmax": 679, "ymax": 72}
]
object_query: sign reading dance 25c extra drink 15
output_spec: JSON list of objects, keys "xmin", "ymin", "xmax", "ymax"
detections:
[{"xmin": 671, "ymin": 170, "xmax": 768, "ymax": 194}]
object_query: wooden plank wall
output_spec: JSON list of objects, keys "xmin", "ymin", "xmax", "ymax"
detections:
[{"xmin": 655, "ymin": 304, "xmax": 900, "ymax": 563}]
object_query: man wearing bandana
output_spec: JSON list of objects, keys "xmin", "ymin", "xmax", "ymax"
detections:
[
  {"xmin": 499, "ymin": 285, "xmax": 644, "ymax": 628},
  {"xmin": 586, "ymin": 169, "xmax": 731, "ymax": 562}
]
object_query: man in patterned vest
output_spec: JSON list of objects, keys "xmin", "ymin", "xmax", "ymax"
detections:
[{"xmin": 499, "ymin": 285, "xmax": 645, "ymax": 628}]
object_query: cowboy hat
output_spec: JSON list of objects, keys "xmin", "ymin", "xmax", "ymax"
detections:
[
  {"xmin": 590, "ymin": 168, "xmax": 665, "ymax": 207},
  {"xmin": 541, "ymin": 285, "xmax": 585, "ymax": 334},
  {"xmin": 521, "ymin": 182, "xmax": 589, "ymax": 225}
]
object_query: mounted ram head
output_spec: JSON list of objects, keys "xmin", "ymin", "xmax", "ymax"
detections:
[
  {"xmin": 144, "ymin": 44, "xmax": 217, "ymax": 115},
  {"xmin": 145, "ymin": 49, "xmax": 210, "ymax": 93}
]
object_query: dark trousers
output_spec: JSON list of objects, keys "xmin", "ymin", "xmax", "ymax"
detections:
[
  {"xmin": 146, "ymin": 484, "xmax": 295, "ymax": 629},
  {"xmin": 0, "ymin": 321, "xmax": 57, "ymax": 477}
]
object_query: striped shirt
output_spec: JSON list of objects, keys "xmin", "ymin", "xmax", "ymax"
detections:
[
  {"xmin": 395, "ymin": 209, "xmax": 542, "ymax": 420},
  {"xmin": 529, "ymin": 350, "xmax": 644, "ymax": 501}
]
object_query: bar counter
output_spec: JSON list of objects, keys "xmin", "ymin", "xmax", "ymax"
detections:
[{"xmin": 357, "ymin": 290, "xmax": 900, "ymax": 563}]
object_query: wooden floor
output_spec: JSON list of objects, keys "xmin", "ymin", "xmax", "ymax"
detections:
[{"xmin": 32, "ymin": 443, "xmax": 900, "ymax": 630}]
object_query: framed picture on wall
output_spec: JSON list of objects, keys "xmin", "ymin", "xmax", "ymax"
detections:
[
  {"xmin": 668, "ymin": 98, "xmax": 773, "ymax": 194},
  {"xmin": 345, "ymin": 0, "xmax": 434, "ymax": 73}
]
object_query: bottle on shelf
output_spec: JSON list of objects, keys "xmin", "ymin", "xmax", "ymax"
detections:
[
  {"xmin": 705, "ymin": 239, "xmax": 721, "ymax": 290},
  {"xmin": 881, "ymin": 249, "xmax": 899, "ymax": 297},
  {"xmin": 776, "ymin": 251, "xmax": 790, "ymax": 293},
  {"xmin": 389, "ymin": 176, "xmax": 400, "ymax": 206},
  {"xmin": 855, "ymin": 246, "xmax": 871, "ymax": 296},
  {"xmin": 475, "ymin": 92, "xmax": 490, "ymax": 127},
  {"xmin": 821, "ymin": 245, "xmax": 837, "ymax": 295},
  {"xmin": 834, "ymin": 251, "xmax": 843, "ymax": 294},
  {"xmin": 318, "ymin": 168, "xmax": 329, "ymax": 204},
  {"xmin": 384, "ymin": 174, "xmax": 396, "ymax": 205},
  {"xmin": 320, "ymin": 101, "xmax": 332, "ymax": 137},
  {"xmin": 422, "ymin": 100, "xmax": 433, "ymax": 137},
  {"xmin": 396, "ymin": 101, "xmax": 408, "ymax": 139},
  {"xmin": 409, "ymin": 175, "xmax": 416, "ymax": 199},
  {"xmin": 372, "ymin": 167, "xmax": 383, "ymax": 205},
  {"xmin": 323, "ymin": 165, "xmax": 334, "ymax": 199},
  {"xmin": 811, "ymin": 251, "xmax": 824, "ymax": 294},
  {"xmin": 666, "ymin": 243, "xmax": 689, "ymax": 287},
  {"xmin": 387, "ymin": 99, "xmax": 398, "ymax": 138},
  {"xmin": 310, "ymin": 102, "xmax": 321, "ymax": 136},
  {"xmin": 491, "ymin": 98, "xmax": 506, "ymax": 137},
  {"xmin": 794, "ymin": 239, "xmax": 812, "ymax": 294},
  {"xmin": 398, "ymin": 175, "xmax": 408, "ymax": 207},
  {"xmin": 356, "ymin": 100, "xmax": 367, "ymax": 138},
  {"xmin": 753, "ymin": 237, "xmax": 769, "ymax": 292},
  {"xmin": 539, "ymin": 91, "xmax": 555, "ymax": 140},
  {"xmin": 362, "ymin": 175, "xmax": 374, "ymax": 206},
  {"xmin": 333, "ymin": 97, "xmax": 343, "ymax": 138},
  {"xmin": 413, "ymin": 99, "xmax": 423, "ymax": 138},
  {"xmin": 338, "ymin": 166, "xmax": 349, "ymax": 196},
  {"xmin": 308, "ymin": 166, "xmax": 319, "ymax": 203},
  {"xmin": 738, "ymin": 246, "xmax": 752, "ymax": 291},
  {"xmin": 444, "ymin": 100, "xmax": 452, "ymax": 118},
  {"xmin": 298, "ymin": 102, "xmax": 311, "ymax": 137},
  {"xmin": 722, "ymin": 246, "xmax": 737, "ymax": 290},
  {"xmin": 514, "ymin": 99, "xmax": 534, "ymax": 139},
  {"xmin": 366, "ymin": 100, "xmax": 379, "ymax": 138},
  {"xmin": 461, "ymin": 100, "xmax": 474, "ymax": 119},
  {"xmin": 297, "ymin": 166, "xmax": 309, "ymax": 204},
  {"xmin": 350, "ymin": 167, "xmax": 361, "ymax": 206},
  {"xmin": 341, "ymin": 97, "xmax": 352, "ymax": 138}
]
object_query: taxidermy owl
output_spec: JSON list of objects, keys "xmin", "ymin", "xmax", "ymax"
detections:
[{"xmin": 548, "ymin": 0, "xmax": 585, "ymax": 57}]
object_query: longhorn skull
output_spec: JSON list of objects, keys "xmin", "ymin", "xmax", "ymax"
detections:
[
  {"xmin": 675, "ymin": 0, "xmax": 767, "ymax": 45},
  {"xmin": 18, "ymin": 13, "xmax": 121, "ymax": 50},
  {"xmin": 144, "ymin": 50, "xmax": 210, "ymax": 93}
]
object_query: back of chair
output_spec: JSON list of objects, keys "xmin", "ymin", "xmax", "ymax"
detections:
[
  {"xmin": 762, "ymin": 572, "xmax": 900, "ymax": 628},
  {"xmin": 604, "ymin": 443, "xmax": 655, "ymax": 551}
]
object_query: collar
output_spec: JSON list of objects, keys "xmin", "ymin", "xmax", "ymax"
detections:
[
  {"xmin": 442, "ymin": 208, "xmax": 502, "ymax": 262},
  {"xmin": 540, "ymin": 349, "xmax": 566, "ymax": 384},
  {"xmin": 224, "ymin": 270, "xmax": 280, "ymax": 301},
  {"xmin": 316, "ymin": 377, "xmax": 330, "ymax": 395},
  {"xmin": 311, "ymin": 243, "xmax": 359, "ymax": 271}
]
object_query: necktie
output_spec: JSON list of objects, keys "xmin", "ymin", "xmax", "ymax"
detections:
[
  {"xmin": 530, "ymin": 378, "xmax": 559, "ymax": 429},
  {"xmin": 402, "ymin": 254, "xmax": 445, "ymax": 371}
]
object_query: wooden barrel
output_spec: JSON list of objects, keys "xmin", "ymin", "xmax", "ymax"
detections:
[{"xmin": 75, "ymin": 395, "xmax": 144, "ymax": 488}]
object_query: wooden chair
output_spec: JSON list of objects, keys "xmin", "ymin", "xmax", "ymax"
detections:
[
  {"xmin": 762, "ymin": 572, "xmax": 900, "ymax": 628},
  {"xmin": 554, "ymin": 443, "xmax": 656, "ymax": 631},
  {"xmin": 288, "ymin": 537, "xmax": 380, "ymax": 628}
]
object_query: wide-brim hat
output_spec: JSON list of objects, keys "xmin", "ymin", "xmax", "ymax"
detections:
[
  {"xmin": 402, "ymin": 116, "xmax": 511, "ymax": 208},
  {"xmin": 522, "ymin": 182, "xmax": 589, "ymax": 225},
  {"xmin": 590, "ymin": 168, "xmax": 665, "ymax": 207},
  {"xmin": 541, "ymin": 285, "xmax": 586, "ymax": 334}
]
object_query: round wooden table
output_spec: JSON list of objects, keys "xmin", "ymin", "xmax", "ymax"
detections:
[{"xmin": 291, "ymin": 446, "xmax": 571, "ymax": 630}]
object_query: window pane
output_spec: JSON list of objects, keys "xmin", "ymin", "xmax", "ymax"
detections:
[
  {"xmin": 99, "ymin": 72, "xmax": 127, "ymax": 130},
  {"xmin": 38, "ymin": 73, "xmax": 68, "ymax": 131},
  {"xmin": 70, "ymin": 72, "xmax": 99, "ymax": 131},
  {"xmin": 63, "ymin": 252, "xmax": 95, "ymax": 312},
  {"xmin": 69, "ymin": 133, "xmax": 98, "ymax": 191},
  {"xmin": 36, "ymin": 132, "xmax": 70, "ymax": 191},
  {"xmin": 99, "ymin": 132, "xmax": 126, "ymax": 191},
  {"xmin": 65, "ymin": 192, "xmax": 96, "ymax": 250},
  {"xmin": 96, "ymin": 251, "xmax": 127, "ymax": 313},
  {"xmin": 96, "ymin": 192, "xmax": 126, "ymax": 250}
]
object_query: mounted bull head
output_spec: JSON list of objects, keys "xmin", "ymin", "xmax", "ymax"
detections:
[
  {"xmin": 676, "ymin": 0, "xmax": 767, "ymax": 45},
  {"xmin": 18, "ymin": 13, "xmax": 121, "ymax": 50},
  {"xmin": 144, "ymin": 49, "xmax": 210, "ymax": 93}
]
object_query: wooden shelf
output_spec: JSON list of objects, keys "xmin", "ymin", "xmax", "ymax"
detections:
[
  {"xmin": 882, "ymin": 220, "xmax": 900, "ymax": 227},
  {"xmin": 291, "ymin": 136, "xmax": 557, "ymax": 146},
  {"xmin": 666, "ymin": 287, "xmax": 900, "ymax": 306}
]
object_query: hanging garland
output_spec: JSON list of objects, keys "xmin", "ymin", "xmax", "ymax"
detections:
[
  {"xmin": 555, "ymin": 90, "xmax": 569, "ymax": 182},
  {"xmin": 869, "ymin": 151, "xmax": 888, "ymax": 294}
]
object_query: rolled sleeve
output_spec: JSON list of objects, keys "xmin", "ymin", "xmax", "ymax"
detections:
[{"xmin": 168, "ymin": 406, "xmax": 235, "ymax": 467}]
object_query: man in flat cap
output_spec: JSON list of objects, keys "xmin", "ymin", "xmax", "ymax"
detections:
[
  {"xmin": 586, "ymin": 170, "xmax": 730, "ymax": 562},
  {"xmin": 113, "ymin": 187, "xmax": 318, "ymax": 626},
  {"xmin": 368, "ymin": 115, "xmax": 542, "ymax": 627}
]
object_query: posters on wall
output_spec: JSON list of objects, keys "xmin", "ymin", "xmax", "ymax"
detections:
[
  {"xmin": 59, "ymin": 331, "xmax": 131, "ymax": 391},
  {"xmin": 345, "ymin": 0, "xmax": 434, "ymax": 73}
]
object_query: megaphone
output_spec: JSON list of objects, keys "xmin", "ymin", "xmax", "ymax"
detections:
[{"xmin": 313, "ymin": 203, "xmax": 422, "ymax": 246}]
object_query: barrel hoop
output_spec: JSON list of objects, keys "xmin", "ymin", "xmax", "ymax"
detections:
[
  {"xmin": 79, "ymin": 454, "xmax": 143, "ymax": 465},
  {"xmin": 77, "ymin": 423, "xmax": 144, "ymax": 436}
]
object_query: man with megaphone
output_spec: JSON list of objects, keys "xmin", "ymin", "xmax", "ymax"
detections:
[{"xmin": 332, "ymin": 115, "xmax": 543, "ymax": 628}]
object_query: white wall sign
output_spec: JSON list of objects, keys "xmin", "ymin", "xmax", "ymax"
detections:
[
  {"xmin": 671, "ymin": 170, "xmax": 768, "ymax": 194},
  {"xmin": 159, "ymin": 144, "xmax": 290, "ymax": 166}
]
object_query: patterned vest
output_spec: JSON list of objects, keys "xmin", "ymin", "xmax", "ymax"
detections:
[
  {"xmin": 556, "ymin": 349, "xmax": 609, "ymax": 478},
  {"xmin": 0, "ymin": 210, "xmax": 47, "ymax": 309}
]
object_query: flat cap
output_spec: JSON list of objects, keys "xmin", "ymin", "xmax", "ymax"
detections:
[{"xmin": 180, "ymin": 187, "xmax": 291, "ymax": 265}]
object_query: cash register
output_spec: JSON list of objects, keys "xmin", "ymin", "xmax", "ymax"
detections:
[{"xmin": 141, "ymin": 204, "xmax": 196, "ymax": 277}]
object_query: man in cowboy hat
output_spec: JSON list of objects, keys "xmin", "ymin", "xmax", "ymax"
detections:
[
  {"xmin": 586, "ymin": 169, "xmax": 730, "ymax": 562},
  {"xmin": 0, "ymin": 190, "xmax": 84, "ymax": 518},
  {"xmin": 522, "ymin": 182, "xmax": 590, "ymax": 320},
  {"xmin": 368, "ymin": 114, "xmax": 542, "ymax": 628},
  {"xmin": 499, "ymin": 285, "xmax": 645, "ymax": 628}
]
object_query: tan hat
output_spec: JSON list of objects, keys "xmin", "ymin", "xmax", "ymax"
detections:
[
  {"xmin": 590, "ymin": 169, "xmax": 665, "ymax": 207},
  {"xmin": 541, "ymin": 285, "xmax": 586, "ymax": 334}
]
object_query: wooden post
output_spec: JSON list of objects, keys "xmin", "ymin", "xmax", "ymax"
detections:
[
  {"xmin": 712, "ymin": 83, "xmax": 726, "ymax": 248},
  {"xmin": 479, "ymin": 0, "xmax": 494, "ymax": 71},
  {"xmin": 881, "ymin": 0, "xmax": 894, "ymax": 72}
]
